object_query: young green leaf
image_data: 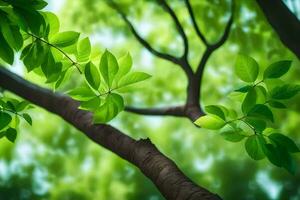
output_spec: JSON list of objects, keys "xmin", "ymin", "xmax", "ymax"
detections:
[
  {"xmin": 270, "ymin": 84, "xmax": 300, "ymax": 100},
  {"xmin": 242, "ymin": 88, "xmax": 256, "ymax": 114},
  {"xmin": 268, "ymin": 133, "xmax": 300, "ymax": 153},
  {"xmin": 235, "ymin": 85, "xmax": 252, "ymax": 93},
  {"xmin": 245, "ymin": 135, "xmax": 265, "ymax": 160},
  {"xmin": 99, "ymin": 50, "xmax": 119, "ymax": 88},
  {"xmin": 255, "ymin": 86, "xmax": 267, "ymax": 104},
  {"xmin": 15, "ymin": 101, "xmax": 30, "ymax": 112},
  {"xmin": 109, "ymin": 93, "xmax": 124, "ymax": 112},
  {"xmin": 263, "ymin": 60, "xmax": 292, "ymax": 79},
  {"xmin": 115, "ymin": 52, "xmax": 132, "ymax": 81},
  {"xmin": 5, "ymin": 127, "xmax": 17, "ymax": 143},
  {"xmin": 44, "ymin": 12, "xmax": 60, "ymax": 36},
  {"xmin": 118, "ymin": 72, "xmax": 151, "ymax": 88},
  {"xmin": 205, "ymin": 105, "xmax": 226, "ymax": 120},
  {"xmin": 77, "ymin": 37, "xmax": 91, "ymax": 62},
  {"xmin": 220, "ymin": 128, "xmax": 245, "ymax": 142},
  {"xmin": 194, "ymin": 115, "xmax": 225, "ymax": 130},
  {"xmin": 84, "ymin": 62, "xmax": 100, "ymax": 90},
  {"xmin": 0, "ymin": 16, "xmax": 23, "ymax": 51},
  {"xmin": 263, "ymin": 143, "xmax": 296, "ymax": 174},
  {"xmin": 244, "ymin": 118, "xmax": 266, "ymax": 133},
  {"xmin": 0, "ymin": 111, "xmax": 12, "ymax": 130},
  {"xmin": 235, "ymin": 54, "xmax": 259, "ymax": 82},
  {"xmin": 248, "ymin": 104, "xmax": 274, "ymax": 122},
  {"xmin": 268, "ymin": 101, "xmax": 286, "ymax": 109},
  {"xmin": 0, "ymin": 32, "xmax": 14, "ymax": 64},
  {"xmin": 93, "ymin": 94, "xmax": 123, "ymax": 123},
  {"xmin": 68, "ymin": 86, "xmax": 97, "ymax": 101},
  {"xmin": 79, "ymin": 97, "xmax": 101, "ymax": 110},
  {"xmin": 50, "ymin": 31, "xmax": 80, "ymax": 48},
  {"xmin": 22, "ymin": 113, "xmax": 32, "ymax": 126}
]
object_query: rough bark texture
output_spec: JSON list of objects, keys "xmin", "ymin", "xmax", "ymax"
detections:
[
  {"xmin": 0, "ymin": 67, "xmax": 222, "ymax": 200},
  {"xmin": 256, "ymin": 0, "xmax": 300, "ymax": 59}
]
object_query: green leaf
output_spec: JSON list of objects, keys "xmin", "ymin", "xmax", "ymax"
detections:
[
  {"xmin": 79, "ymin": 97, "xmax": 101, "ymax": 110},
  {"xmin": 0, "ymin": 32, "xmax": 14, "ymax": 64},
  {"xmin": 235, "ymin": 54, "xmax": 259, "ymax": 82},
  {"xmin": 77, "ymin": 37, "xmax": 91, "ymax": 62},
  {"xmin": 263, "ymin": 143, "xmax": 282, "ymax": 167},
  {"xmin": 268, "ymin": 101, "xmax": 286, "ymax": 109},
  {"xmin": 68, "ymin": 86, "xmax": 97, "ymax": 101},
  {"xmin": 245, "ymin": 135, "xmax": 265, "ymax": 160},
  {"xmin": 23, "ymin": 41, "xmax": 48, "ymax": 72},
  {"xmin": 255, "ymin": 86, "xmax": 267, "ymax": 104},
  {"xmin": 115, "ymin": 52, "xmax": 132, "ymax": 81},
  {"xmin": 0, "ymin": 111, "xmax": 12, "ymax": 130},
  {"xmin": 248, "ymin": 104, "xmax": 274, "ymax": 122},
  {"xmin": 242, "ymin": 88, "xmax": 256, "ymax": 114},
  {"xmin": 50, "ymin": 31, "xmax": 80, "ymax": 48},
  {"xmin": 93, "ymin": 93, "xmax": 124, "ymax": 123},
  {"xmin": 220, "ymin": 128, "xmax": 245, "ymax": 142},
  {"xmin": 99, "ymin": 50, "xmax": 119, "ymax": 88},
  {"xmin": 263, "ymin": 60, "xmax": 292, "ymax": 79},
  {"xmin": 84, "ymin": 62, "xmax": 100, "ymax": 90},
  {"xmin": 41, "ymin": 50, "xmax": 62, "ymax": 82},
  {"xmin": 268, "ymin": 133, "xmax": 299, "ymax": 153},
  {"xmin": 235, "ymin": 85, "xmax": 252, "ymax": 93},
  {"xmin": 194, "ymin": 115, "xmax": 225, "ymax": 130},
  {"xmin": 118, "ymin": 72, "xmax": 151, "ymax": 88},
  {"xmin": 22, "ymin": 113, "xmax": 32, "ymax": 125},
  {"xmin": 244, "ymin": 118, "xmax": 266, "ymax": 133},
  {"xmin": 5, "ymin": 127, "xmax": 17, "ymax": 143},
  {"xmin": 263, "ymin": 142, "xmax": 296, "ymax": 174},
  {"xmin": 0, "ymin": 15, "xmax": 23, "ymax": 50},
  {"xmin": 15, "ymin": 101, "xmax": 30, "ymax": 112},
  {"xmin": 44, "ymin": 12, "xmax": 59, "ymax": 36},
  {"xmin": 109, "ymin": 93, "xmax": 124, "ymax": 113},
  {"xmin": 205, "ymin": 105, "xmax": 226, "ymax": 120},
  {"xmin": 13, "ymin": 7, "xmax": 46, "ymax": 37},
  {"xmin": 270, "ymin": 84, "xmax": 300, "ymax": 100},
  {"xmin": 0, "ymin": 131, "xmax": 6, "ymax": 139}
]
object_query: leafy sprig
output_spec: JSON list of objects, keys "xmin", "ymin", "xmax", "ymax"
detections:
[
  {"xmin": 195, "ymin": 55, "xmax": 300, "ymax": 173},
  {"xmin": 0, "ymin": 0, "xmax": 151, "ymax": 142}
]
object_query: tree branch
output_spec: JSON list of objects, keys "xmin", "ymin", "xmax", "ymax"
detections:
[
  {"xmin": 184, "ymin": 0, "xmax": 208, "ymax": 46},
  {"xmin": 0, "ymin": 67, "xmax": 221, "ymax": 200},
  {"xmin": 256, "ymin": 0, "xmax": 300, "ymax": 59},
  {"xmin": 195, "ymin": 0, "xmax": 235, "ymax": 77},
  {"xmin": 125, "ymin": 105, "xmax": 185, "ymax": 117},
  {"xmin": 158, "ymin": 0, "xmax": 189, "ymax": 59},
  {"xmin": 109, "ymin": 1, "xmax": 194, "ymax": 76},
  {"xmin": 109, "ymin": 2, "xmax": 180, "ymax": 63}
]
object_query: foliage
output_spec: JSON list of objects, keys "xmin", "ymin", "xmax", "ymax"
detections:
[
  {"xmin": 195, "ymin": 55, "xmax": 300, "ymax": 173},
  {"xmin": 0, "ymin": 0, "xmax": 150, "ymax": 141}
]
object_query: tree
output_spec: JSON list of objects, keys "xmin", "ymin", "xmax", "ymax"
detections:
[{"xmin": 0, "ymin": 0, "xmax": 299, "ymax": 199}]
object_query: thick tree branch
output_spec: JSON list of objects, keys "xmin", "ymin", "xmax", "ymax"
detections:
[
  {"xmin": 184, "ymin": 0, "xmax": 208, "ymax": 46},
  {"xmin": 0, "ymin": 67, "xmax": 221, "ymax": 200},
  {"xmin": 256, "ymin": 0, "xmax": 300, "ymax": 59},
  {"xmin": 125, "ymin": 105, "xmax": 185, "ymax": 117}
]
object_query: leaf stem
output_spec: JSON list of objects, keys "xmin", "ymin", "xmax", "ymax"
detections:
[{"xmin": 27, "ymin": 32, "xmax": 82, "ymax": 74}]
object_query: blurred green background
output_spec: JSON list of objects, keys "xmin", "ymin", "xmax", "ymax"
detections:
[{"xmin": 1, "ymin": 0, "xmax": 300, "ymax": 199}]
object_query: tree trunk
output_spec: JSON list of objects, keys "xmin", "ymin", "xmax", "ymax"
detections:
[
  {"xmin": 0, "ymin": 67, "xmax": 222, "ymax": 200},
  {"xmin": 256, "ymin": 0, "xmax": 300, "ymax": 59}
]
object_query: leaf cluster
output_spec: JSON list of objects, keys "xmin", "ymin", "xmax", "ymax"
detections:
[{"xmin": 195, "ymin": 55, "xmax": 300, "ymax": 173}]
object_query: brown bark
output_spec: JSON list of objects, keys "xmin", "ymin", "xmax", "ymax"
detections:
[
  {"xmin": 256, "ymin": 0, "xmax": 300, "ymax": 59},
  {"xmin": 0, "ymin": 67, "xmax": 221, "ymax": 200}
]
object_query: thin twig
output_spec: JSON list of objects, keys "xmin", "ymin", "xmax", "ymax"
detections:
[{"xmin": 27, "ymin": 33, "xmax": 82, "ymax": 74}]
